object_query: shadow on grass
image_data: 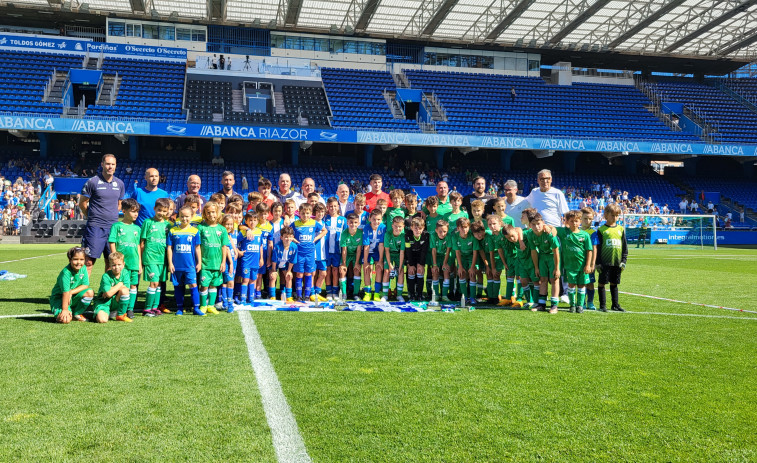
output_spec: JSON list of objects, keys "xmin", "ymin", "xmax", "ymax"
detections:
[{"xmin": 0, "ymin": 297, "xmax": 50, "ymax": 305}]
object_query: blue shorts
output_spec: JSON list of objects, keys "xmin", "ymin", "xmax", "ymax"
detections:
[
  {"xmin": 171, "ymin": 270, "xmax": 197, "ymax": 286},
  {"xmin": 588, "ymin": 272, "xmax": 596, "ymax": 284},
  {"xmin": 293, "ymin": 259, "xmax": 315, "ymax": 274},
  {"xmin": 242, "ymin": 266, "xmax": 260, "ymax": 281},
  {"xmin": 235, "ymin": 259, "xmax": 244, "ymax": 277},
  {"xmin": 81, "ymin": 225, "xmax": 111, "ymax": 260},
  {"xmin": 316, "ymin": 260, "xmax": 327, "ymax": 271},
  {"xmin": 366, "ymin": 250, "xmax": 381, "ymax": 264},
  {"xmin": 326, "ymin": 253, "xmax": 341, "ymax": 268}
]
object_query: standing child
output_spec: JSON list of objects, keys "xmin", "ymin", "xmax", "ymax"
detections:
[
  {"xmin": 528, "ymin": 213, "xmax": 561, "ymax": 314},
  {"xmin": 255, "ymin": 203, "xmax": 273, "ymax": 300},
  {"xmin": 451, "ymin": 217, "xmax": 478, "ymax": 304},
  {"xmin": 140, "ymin": 197, "xmax": 171, "ymax": 316},
  {"xmin": 403, "ymin": 193, "xmax": 422, "ymax": 229},
  {"xmin": 384, "ymin": 190, "xmax": 406, "ymax": 228},
  {"xmin": 167, "ymin": 206, "xmax": 202, "ymax": 316},
  {"xmin": 469, "ymin": 200, "xmax": 487, "ymax": 230},
  {"xmin": 353, "ymin": 193, "xmax": 368, "ymax": 229},
  {"xmin": 222, "ymin": 215, "xmax": 241, "ymax": 312},
  {"xmin": 445, "ymin": 192, "xmax": 469, "ymax": 233},
  {"xmin": 324, "ymin": 197, "xmax": 348, "ymax": 301},
  {"xmin": 361, "ymin": 209, "xmax": 386, "ymax": 302},
  {"xmin": 108, "ymin": 197, "xmax": 141, "ymax": 318},
  {"xmin": 470, "ymin": 221, "xmax": 489, "ymax": 300},
  {"xmin": 424, "ymin": 196, "xmax": 444, "ymax": 298},
  {"xmin": 92, "ymin": 252, "xmax": 132, "ymax": 323},
  {"xmin": 269, "ymin": 226, "xmax": 298, "ymax": 301},
  {"xmin": 580, "ymin": 207, "xmax": 599, "ymax": 310},
  {"xmin": 198, "ymin": 202, "xmax": 230, "ymax": 314},
  {"xmin": 339, "ymin": 213, "xmax": 363, "ymax": 300},
  {"xmin": 405, "ymin": 216, "xmax": 430, "ymax": 302},
  {"xmin": 311, "ymin": 203, "xmax": 329, "ymax": 302},
  {"xmin": 557, "ymin": 210, "xmax": 593, "ymax": 313},
  {"xmin": 292, "ymin": 203, "xmax": 326, "ymax": 301},
  {"xmin": 50, "ymin": 246, "xmax": 94, "ymax": 323},
  {"xmin": 486, "ymin": 215, "xmax": 507, "ymax": 304},
  {"xmin": 382, "ymin": 216, "xmax": 406, "ymax": 302},
  {"xmin": 237, "ymin": 212, "xmax": 264, "ymax": 306},
  {"xmin": 428, "ymin": 219, "xmax": 451, "ymax": 302},
  {"xmin": 594, "ymin": 203, "xmax": 628, "ymax": 312},
  {"xmin": 283, "ymin": 199, "xmax": 298, "ymax": 226}
]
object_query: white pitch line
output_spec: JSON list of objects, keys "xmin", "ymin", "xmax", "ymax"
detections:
[
  {"xmin": 0, "ymin": 313, "xmax": 52, "ymax": 319},
  {"xmin": 619, "ymin": 290, "xmax": 756, "ymax": 314},
  {"xmin": 0, "ymin": 252, "xmax": 65, "ymax": 264},
  {"xmin": 595, "ymin": 311, "xmax": 757, "ymax": 321},
  {"xmin": 237, "ymin": 310, "xmax": 312, "ymax": 463}
]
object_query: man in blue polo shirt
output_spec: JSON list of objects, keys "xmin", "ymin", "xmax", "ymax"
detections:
[
  {"xmin": 133, "ymin": 167, "xmax": 169, "ymax": 227},
  {"xmin": 78, "ymin": 154, "xmax": 125, "ymax": 275}
]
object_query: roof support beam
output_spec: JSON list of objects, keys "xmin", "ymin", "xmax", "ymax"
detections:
[
  {"xmin": 421, "ymin": 0, "xmax": 458, "ymax": 36},
  {"xmin": 608, "ymin": 0, "xmax": 686, "ymax": 49},
  {"xmin": 484, "ymin": 0, "xmax": 534, "ymax": 41},
  {"xmin": 208, "ymin": 0, "xmax": 226, "ymax": 21},
  {"xmin": 718, "ymin": 26, "xmax": 757, "ymax": 56},
  {"xmin": 664, "ymin": 0, "xmax": 757, "ymax": 52},
  {"xmin": 548, "ymin": 0, "xmax": 612, "ymax": 44},
  {"xmin": 341, "ymin": 0, "xmax": 381, "ymax": 31},
  {"xmin": 355, "ymin": 0, "xmax": 380, "ymax": 31},
  {"xmin": 284, "ymin": 0, "xmax": 303, "ymax": 26},
  {"xmin": 402, "ymin": 0, "xmax": 457, "ymax": 37}
]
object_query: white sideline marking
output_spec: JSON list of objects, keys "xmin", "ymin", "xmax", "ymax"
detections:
[
  {"xmin": 0, "ymin": 313, "xmax": 52, "ymax": 319},
  {"xmin": 237, "ymin": 310, "xmax": 312, "ymax": 463},
  {"xmin": 619, "ymin": 290, "xmax": 757, "ymax": 314},
  {"xmin": 0, "ymin": 253, "xmax": 64, "ymax": 264},
  {"xmin": 593, "ymin": 311, "xmax": 757, "ymax": 321}
]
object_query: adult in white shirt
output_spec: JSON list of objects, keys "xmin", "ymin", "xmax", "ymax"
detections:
[
  {"xmin": 525, "ymin": 169, "xmax": 568, "ymax": 227},
  {"xmin": 690, "ymin": 200, "xmax": 699, "ymax": 213},
  {"xmin": 502, "ymin": 179, "xmax": 530, "ymax": 228},
  {"xmin": 292, "ymin": 177, "xmax": 325, "ymax": 208},
  {"xmin": 679, "ymin": 198, "xmax": 688, "ymax": 214},
  {"xmin": 336, "ymin": 183, "xmax": 354, "ymax": 216}
]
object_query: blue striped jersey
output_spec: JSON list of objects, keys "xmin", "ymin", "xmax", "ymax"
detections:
[{"xmin": 167, "ymin": 225, "xmax": 200, "ymax": 271}]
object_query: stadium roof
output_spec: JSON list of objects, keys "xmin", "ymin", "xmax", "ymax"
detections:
[{"xmin": 5, "ymin": 0, "xmax": 757, "ymax": 62}]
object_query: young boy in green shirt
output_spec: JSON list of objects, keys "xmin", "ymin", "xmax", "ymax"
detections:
[
  {"xmin": 92, "ymin": 252, "xmax": 132, "ymax": 323},
  {"xmin": 595, "ymin": 203, "xmax": 628, "ymax": 312},
  {"xmin": 339, "ymin": 213, "xmax": 363, "ymax": 300},
  {"xmin": 382, "ymin": 216, "xmax": 406, "ymax": 301},
  {"xmin": 384, "ymin": 189, "xmax": 406, "ymax": 229},
  {"xmin": 108, "ymin": 197, "xmax": 141, "ymax": 319},
  {"xmin": 199, "ymin": 201, "xmax": 231, "ymax": 313},
  {"xmin": 528, "ymin": 213, "xmax": 561, "ymax": 314},
  {"xmin": 451, "ymin": 217, "xmax": 478, "ymax": 304},
  {"xmin": 424, "ymin": 196, "xmax": 444, "ymax": 298},
  {"xmin": 428, "ymin": 219, "xmax": 451, "ymax": 302},
  {"xmin": 470, "ymin": 220, "xmax": 488, "ymax": 300},
  {"xmin": 140, "ymin": 197, "xmax": 171, "ymax": 316},
  {"xmin": 486, "ymin": 215, "xmax": 507, "ymax": 304},
  {"xmin": 50, "ymin": 246, "xmax": 94, "ymax": 324},
  {"xmin": 558, "ymin": 210, "xmax": 593, "ymax": 313},
  {"xmin": 580, "ymin": 207, "xmax": 599, "ymax": 310}
]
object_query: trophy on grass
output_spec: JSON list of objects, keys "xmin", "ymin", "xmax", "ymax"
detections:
[
  {"xmin": 428, "ymin": 288, "xmax": 441, "ymax": 310},
  {"xmin": 334, "ymin": 290, "xmax": 349, "ymax": 311}
]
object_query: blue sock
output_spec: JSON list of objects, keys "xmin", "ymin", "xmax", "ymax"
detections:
[
  {"xmin": 374, "ymin": 281, "xmax": 382, "ymax": 293},
  {"xmin": 190, "ymin": 286, "xmax": 200, "ymax": 310},
  {"xmin": 296, "ymin": 277, "xmax": 303, "ymax": 298},
  {"xmin": 255, "ymin": 289, "xmax": 262, "ymax": 299},
  {"xmin": 174, "ymin": 285, "xmax": 185, "ymax": 310},
  {"xmin": 248, "ymin": 283, "xmax": 256, "ymax": 301},
  {"xmin": 587, "ymin": 288, "xmax": 595, "ymax": 304},
  {"xmin": 286, "ymin": 287, "xmax": 292, "ymax": 298},
  {"xmin": 240, "ymin": 283, "xmax": 248, "ymax": 303},
  {"xmin": 226, "ymin": 287, "xmax": 234, "ymax": 307},
  {"xmin": 269, "ymin": 284, "xmax": 276, "ymax": 298},
  {"xmin": 304, "ymin": 275, "xmax": 312, "ymax": 298}
]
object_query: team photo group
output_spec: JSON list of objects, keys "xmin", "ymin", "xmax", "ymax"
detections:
[{"xmin": 50, "ymin": 153, "xmax": 629, "ymax": 324}]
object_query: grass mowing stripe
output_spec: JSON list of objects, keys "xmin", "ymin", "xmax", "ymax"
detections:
[
  {"xmin": 0, "ymin": 313, "xmax": 52, "ymax": 319},
  {"xmin": 238, "ymin": 310, "xmax": 312, "ymax": 463},
  {"xmin": 619, "ymin": 290, "xmax": 757, "ymax": 314},
  {"xmin": 586, "ymin": 311, "xmax": 757, "ymax": 320},
  {"xmin": 0, "ymin": 252, "xmax": 65, "ymax": 264}
]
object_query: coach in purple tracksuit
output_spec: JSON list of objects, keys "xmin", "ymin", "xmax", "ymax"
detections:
[{"xmin": 78, "ymin": 153, "xmax": 125, "ymax": 275}]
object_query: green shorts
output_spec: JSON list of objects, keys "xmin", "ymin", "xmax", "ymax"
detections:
[
  {"xmin": 49, "ymin": 290, "xmax": 89, "ymax": 317},
  {"xmin": 515, "ymin": 258, "xmax": 537, "ymax": 282},
  {"xmin": 503, "ymin": 258, "xmax": 515, "ymax": 278},
  {"xmin": 143, "ymin": 264, "xmax": 166, "ymax": 283},
  {"xmin": 492, "ymin": 256, "xmax": 505, "ymax": 273},
  {"xmin": 200, "ymin": 269, "xmax": 223, "ymax": 287},
  {"xmin": 538, "ymin": 255, "xmax": 556, "ymax": 279},
  {"xmin": 564, "ymin": 268, "xmax": 590, "ymax": 285},
  {"xmin": 383, "ymin": 253, "xmax": 401, "ymax": 270},
  {"xmin": 124, "ymin": 269, "xmax": 140, "ymax": 287},
  {"xmin": 457, "ymin": 255, "xmax": 473, "ymax": 271},
  {"xmin": 92, "ymin": 297, "xmax": 115, "ymax": 315}
]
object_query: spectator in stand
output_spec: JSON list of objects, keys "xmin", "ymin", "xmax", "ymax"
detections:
[{"xmin": 679, "ymin": 198, "xmax": 688, "ymax": 214}]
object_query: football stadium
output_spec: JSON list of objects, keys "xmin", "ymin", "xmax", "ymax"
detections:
[{"xmin": 0, "ymin": 0, "xmax": 756, "ymax": 461}]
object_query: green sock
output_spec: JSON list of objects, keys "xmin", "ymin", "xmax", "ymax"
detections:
[
  {"xmin": 470, "ymin": 281, "xmax": 477, "ymax": 300},
  {"xmin": 433, "ymin": 280, "xmax": 441, "ymax": 297},
  {"xmin": 517, "ymin": 284, "xmax": 525, "ymax": 300},
  {"xmin": 529, "ymin": 285, "xmax": 537, "ymax": 303},
  {"xmin": 129, "ymin": 290, "xmax": 137, "ymax": 310},
  {"xmin": 117, "ymin": 295, "xmax": 130, "ymax": 316},
  {"xmin": 505, "ymin": 279, "xmax": 514, "ymax": 299},
  {"xmin": 145, "ymin": 288, "xmax": 156, "ymax": 310},
  {"xmin": 200, "ymin": 290, "xmax": 208, "ymax": 307},
  {"xmin": 383, "ymin": 283, "xmax": 389, "ymax": 297},
  {"xmin": 550, "ymin": 297, "xmax": 559, "ymax": 307},
  {"xmin": 476, "ymin": 282, "xmax": 483, "ymax": 298},
  {"xmin": 208, "ymin": 288, "xmax": 218, "ymax": 306},
  {"xmin": 577, "ymin": 289, "xmax": 586, "ymax": 308},
  {"xmin": 569, "ymin": 288, "xmax": 576, "ymax": 307},
  {"xmin": 459, "ymin": 280, "xmax": 467, "ymax": 300},
  {"xmin": 339, "ymin": 278, "xmax": 347, "ymax": 297}
]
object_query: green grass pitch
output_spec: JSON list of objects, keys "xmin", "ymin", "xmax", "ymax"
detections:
[{"xmin": 1, "ymin": 244, "xmax": 756, "ymax": 462}]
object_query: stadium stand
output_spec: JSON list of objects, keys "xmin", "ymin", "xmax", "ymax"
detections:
[
  {"xmin": 282, "ymin": 85, "xmax": 330, "ymax": 127},
  {"xmin": 321, "ymin": 68, "xmax": 420, "ymax": 131},
  {"xmin": 648, "ymin": 80, "xmax": 757, "ymax": 144},
  {"xmin": 403, "ymin": 70, "xmax": 698, "ymax": 141},
  {"xmin": 186, "ymin": 79, "xmax": 232, "ymax": 122},
  {"xmin": 0, "ymin": 50, "xmax": 82, "ymax": 115}
]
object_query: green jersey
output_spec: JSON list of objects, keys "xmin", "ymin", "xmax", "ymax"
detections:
[
  {"xmin": 429, "ymin": 231, "xmax": 450, "ymax": 264},
  {"xmin": 500, "ymin": 215, "xmax": 515, "ymax": 227},
  {"xmin": 445, "ymin": 210, "xmax": 469, "ymax": 233},
  {"xmin": 450, "ymin": 230, "xmax": 476, "ymax": 257},
  {"xmin": 383, "ymin": 207, "xmax": 405, "ymax": 228},
  {"xmin": 486, "ymin": 230, "xmax": 507, "ymax": 258},
  {"xmin": 557, "ymin": 228, "xmax": 592, "ymax": 270},
  {"xmin": 528, "ymin": 231, "xmax": 559, "ymax": 256},
  {"xmin": 140, "ymin": 218, "xmax": 169, "ymax": 266},
  {"xmin": 515, "ymin": 229, "xmax": 534, "ymax": 263},
  {"xmin": 198, "ymin": 223, "xmax": 230, "ymax": 270},
  {"xmin": 108, "ymin": 221, "xmax": 141, "ymax": 270},
  {"xmin": 596, "ymin": 224, "xmax": 628, "ymax": 267},
  {"xmin": 383, "ymin": 230, "xmax": 405, "ymax": 256},
  {"xmin": 96, "ymin": 270, "xmax": 129, "ymax": 302},
  {"xmin": 339, "ymin": 229, "xmax": 363, "ymax": 258},
  {"xmin": 50, "ymin": 265, "xmax": 89, "ymax": 301},
  {"xmin": 425, "ymin": 214, "xmax": 444, "ymax": 236}
]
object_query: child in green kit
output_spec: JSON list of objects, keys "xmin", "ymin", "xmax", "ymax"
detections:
[
  {"xmin": 140, "ymin": 197, "xmax": 171, "ymax": 316},
  {"xmin": 424, "ymin": 196, "xmax": 444, "ymax": 298},
  {"xmin": 445, "ymin": 192, "xmax": 469, "ymax": 233},
  {"xmin": 580, "ymin": 207, "xmax": 599, "ymax": 310},
  {"xmin": 558, "ymin": 210, "xmax": 593, "ymax": 313},
  {"xmin": 595, "ymin": 203, "xmax": 628, "ymax": 312},
  {"xmin": 198, "ymin": 201, "xmax": 230, "ymax": 314},
  {"xmin": 382, "ymin": 216, "xmax": 406, "ymax": 301},
  {"xmin": 384, "ymin": 189, "xmax": 406, "ymax": 228},
  {"xmin": 451, "ymin": 217, "xmax": 478, "ymax": 304},
  {"xmin": 470, "ymin": 220, "xmax": 488, "ymax": 299},
  {"xmin": 428, "ymin": 219, "xmax": 451, "ymax": 302},
  {"xmin": 403, "ymin": 193, "xmax": 422, "ymax": 229},
  {"xmin": 108, "ymin": 197, "xmax": 141, "ymax": 319},
  {"xmin": 486, "ymin": 214, "xmax": 507, "ymax": 304},
  {"xmin": 92, "ymin": 252, "xmax": 132, "ymax": 323},
  {"xmin": 339, "ymin": 213, "xmax": 363, "ymax": 300},
  {"xmin": 50, "ymin": 246, "xmax": 94, "ymax": 324},
  {"xmin": 528, "ymin": 213, "xmax": 561, "ymax": 314}
]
